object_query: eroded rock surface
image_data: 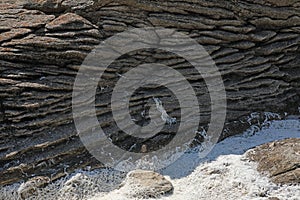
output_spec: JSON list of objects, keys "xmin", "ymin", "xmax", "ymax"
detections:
[
  {"xmin": 17, "ymin": 176, "xmax": 50, "ymax": 199},
  {"xmin": 0, "ymin": 0, "xmax": 299, "ymax": 185},
  {"xmin": 247, "ymin": 138, "xmax": 300, "ymax": 185},
  {"xmin": 118, "ymin": 170, "xmax": 173, "ymax": 198}
]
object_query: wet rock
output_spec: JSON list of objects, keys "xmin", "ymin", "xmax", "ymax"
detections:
[
  {"xmin": 119, "ymin": 170, "xmax": 173, "ymax": 198},
  {"xmin": 247, "ymin": 138, "xmax": 300, "ymax": 185}
]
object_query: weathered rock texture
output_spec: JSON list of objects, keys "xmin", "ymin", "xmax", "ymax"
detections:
[
  {"xmin": 247, "ymin": 138, "xmax": 300, "ymax": 185},
  {"xmin": 17, "ymin": 176, "xmax": 50, "ymax": 199},
  {"xmin": 0, "ymin": 0, "xmax": 299, "ymax": 185},
  {"xmin": 118, "ymin": 170, "xmax": 173, "ymax": 198}
]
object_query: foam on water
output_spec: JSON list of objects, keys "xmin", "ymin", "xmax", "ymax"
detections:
[
  {"xmin": 1, "ymin": 119, "xmax": 299, "ymax": 200},
  {"xmin": 93, "ymin": 119, "xmax": 300, "ymax": 200}
]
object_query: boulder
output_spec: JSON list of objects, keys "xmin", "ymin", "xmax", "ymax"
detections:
[
  {"xmin": 118, "ymin": 170, "xmax": 173, "ymax": 198},
  {"xmin": 247, "ymin": 138, "xmax": 300, "ymax": 185}
]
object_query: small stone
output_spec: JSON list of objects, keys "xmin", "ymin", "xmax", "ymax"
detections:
[
  {"xmin": 140, "ymin": 144, "xmax": 147, "ymax": 153},
  {"xmin": 119, "ymin": 170, "xmax": 173, "ymax": 198},
  {"xmin": 17, "ymin": 176, "xmax": 50, "ymax": 199}
]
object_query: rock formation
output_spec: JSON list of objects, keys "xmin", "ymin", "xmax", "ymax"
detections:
[
  {"xmin": 0, "ymin": 0, "xmax": 299, "ymax": 185},
  {"xmin": 17, "ymin": 176, "xmax": 50, "ymax": 199},
  {"xmin": 115, "ymin": 170, "xmax": 173, "ymax": 198},
  {"xmin": 247, "ymin": 138, "xmax": 300, "ymax": 185}
]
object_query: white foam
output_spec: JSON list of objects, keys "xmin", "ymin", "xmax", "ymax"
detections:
[
  {"xmin": 91, "ymin": 119, "xmax": 300, "ymax": 200},
  {"xmin": 1, "ymin": 119, "xmax": 299, "ymax": 200}
]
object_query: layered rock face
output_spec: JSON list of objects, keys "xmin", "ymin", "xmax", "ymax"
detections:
[{"xmin": 0, "ymin": 0, "xmax": 299, "ymax": 185}]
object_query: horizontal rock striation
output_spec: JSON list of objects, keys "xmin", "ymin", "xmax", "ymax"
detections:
[{"xmin": 0, "ymin": 0, "xmax": 299, "ymax": 185}]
